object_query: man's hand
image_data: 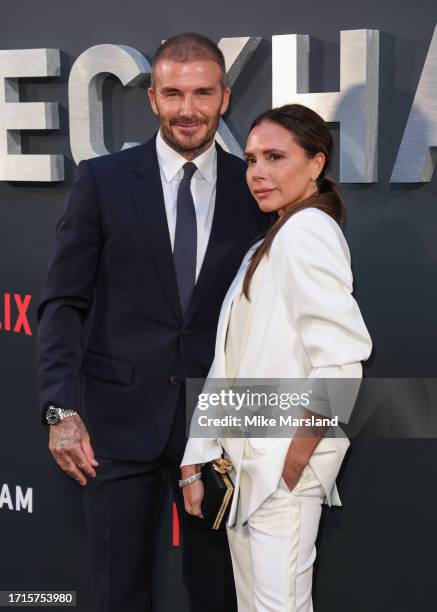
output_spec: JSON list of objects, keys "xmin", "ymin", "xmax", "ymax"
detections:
[
  {"xmin": 49, "ymin": 414, "xmax": 99, "ymax": 486},
  {"xmin": 181, "ymin": 464, "xmax": 204, "ymax": 518}
]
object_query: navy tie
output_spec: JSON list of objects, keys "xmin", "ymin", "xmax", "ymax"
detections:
[{"xmin": 174, "ymin": 161, "xmax": 197, "ymax": 315}]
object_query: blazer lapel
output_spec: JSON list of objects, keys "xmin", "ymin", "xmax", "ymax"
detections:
[
  {"xmin": 130, "ymin": 136, "xmax": 183, "ymax": 323},
  {"xmin": 184, "ymin": 144, "xmax": 242, "ymax": 327}
]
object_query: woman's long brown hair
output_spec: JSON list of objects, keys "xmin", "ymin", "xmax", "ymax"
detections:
[{"xmin": 242, "ymin": 104, "xmax": 346, "ymax": 299}]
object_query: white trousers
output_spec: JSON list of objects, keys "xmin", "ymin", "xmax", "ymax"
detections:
[{"xmin": 226, "ymin": 463, "xmax": 325, "ymax": 612}]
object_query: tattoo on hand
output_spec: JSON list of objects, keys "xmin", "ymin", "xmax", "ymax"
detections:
[{"xmin": 53, "ymin": 416, "xmax": 86, "ymax": 450}]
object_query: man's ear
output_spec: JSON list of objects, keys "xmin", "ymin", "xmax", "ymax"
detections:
[
  {"xmin": 220, "ymin": 87, "xmax": 231, "ymax": 116},
  {"xmin": 147, "ymin": 87, "xmax": 159, "ymax": 116}
]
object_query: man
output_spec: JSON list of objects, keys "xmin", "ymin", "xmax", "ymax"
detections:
[{"xmin": 36, "ymin": 32, "xmax": 272, "ymax": 612}]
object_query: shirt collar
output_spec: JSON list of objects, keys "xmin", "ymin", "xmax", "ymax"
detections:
[{"xmin": 156, "ymin": 129, "xmax": 216, "ymax": 185}]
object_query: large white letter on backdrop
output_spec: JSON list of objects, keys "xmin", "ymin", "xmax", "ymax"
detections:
[
  {"xmin": 216, "ymin": 36, "xmax": 261, "ymax": 157},
  {"xmin": 69, "ymin": 44, "xmax": 151, "ymax": 164},
  {"xmin": 391, "ymin": 25, "xmax": 437, "ymax": 183},
  {"xmin": 272, "ymin": 29, "xmax": 379, "ymax": 183},
  {"xmin": 0, "ymin": 49, "xmax": 63, "ymax": 181}
]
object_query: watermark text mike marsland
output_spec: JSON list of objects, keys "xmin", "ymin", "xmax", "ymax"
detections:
[{"xmin": 197, "ymin": 413, "xmax": 339, "ymax": 428}]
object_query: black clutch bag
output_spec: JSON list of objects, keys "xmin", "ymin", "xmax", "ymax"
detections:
[{"xmin": 201, "ymin": 458, "xmax": 234, "ymax": 530}]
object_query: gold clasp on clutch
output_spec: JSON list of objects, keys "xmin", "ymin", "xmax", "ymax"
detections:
[{"xmin": 212, "ymin": 458, "xmax": 234, "ymax": 474}]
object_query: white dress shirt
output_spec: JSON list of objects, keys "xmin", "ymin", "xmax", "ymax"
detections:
[{"xmin": 155, "ymin": 130, "xmax": 217, "ymax": 282}]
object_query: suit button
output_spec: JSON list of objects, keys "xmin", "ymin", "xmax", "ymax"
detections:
[
  {"xmin": 181, "ymin": 329, "xmax": 189, "ymax": 336},
  {"xmin": 169, "ymin": 376, "xmax": 179, "ymax": 385}
]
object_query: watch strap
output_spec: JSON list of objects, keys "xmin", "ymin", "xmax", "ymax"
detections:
[{"xmin": 45, "ymin": 405, "xmax": 78, "ymax": 425}]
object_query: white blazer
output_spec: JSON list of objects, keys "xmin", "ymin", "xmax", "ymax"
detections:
[{"xmin": 181, "ymin": 207, "xmax": 372, "ymax": 526}]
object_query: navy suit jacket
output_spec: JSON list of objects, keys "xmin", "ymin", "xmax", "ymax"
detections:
[{"xmin": 36, "ymin": 135, "xmax": 273, "ymax": 461}]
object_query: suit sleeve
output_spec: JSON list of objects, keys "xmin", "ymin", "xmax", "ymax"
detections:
[
  {"xmin": 181, "ymin": 358, "xmax": 223, "ymax": 467},
  {"xmin": 180, "ymin": 437, "xmax": 223, "ymax": 467},
  {"xmin": 274, "ymin": 210, "xmax": 373, "ymax": 423},
  {"xmin": 36, "ymin": 160, "xmax": 103, "ymax": 422},
  {"xmin": 275, "ymin": 210, "xmax": 372, "ymax": 379}
]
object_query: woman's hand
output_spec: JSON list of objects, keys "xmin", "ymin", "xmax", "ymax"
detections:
[
  {"xmin": 282, "ymin": 461, "xmax": 305, "ymax": 492},
  {"xmin": 282, "ymin": 413, "xmax": 327, "ymax": 490},
  {"xmin": 182, "ymin": 479, "xmax": 205, "ymax": 518},
  {"xmin": 181, "ymin": 464, "xmax": 204, "ymax": 518}
]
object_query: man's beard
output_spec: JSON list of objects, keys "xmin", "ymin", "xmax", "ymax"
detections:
[{"xmin": 160, "ymin": 115, "xmax": 220, "ymax": 157}]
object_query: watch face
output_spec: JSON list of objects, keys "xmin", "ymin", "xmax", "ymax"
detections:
[{"xmin": 46, "ymin": 407, "xmax": 60, "ymax": 425}]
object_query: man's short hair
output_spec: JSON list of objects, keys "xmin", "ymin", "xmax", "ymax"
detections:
[{"xmin": 151, "ymin": 32, "xmax": 227, "ymax": 86}]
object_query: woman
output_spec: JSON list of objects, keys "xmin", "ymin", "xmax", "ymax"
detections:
[{"xmin": 180, "ymin": 104, "xmax": 372, "ymax": 611}]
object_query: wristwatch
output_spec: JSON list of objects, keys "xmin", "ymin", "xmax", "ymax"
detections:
[{"xmin": 45, "ymin": 405, "xmax": 78, "ymax": 425}]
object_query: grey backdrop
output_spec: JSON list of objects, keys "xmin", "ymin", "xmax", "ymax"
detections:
[{"xmin": 1, "ymin": 1, "xmax": 437, "ymax": 610}]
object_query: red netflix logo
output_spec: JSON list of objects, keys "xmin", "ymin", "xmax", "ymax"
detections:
[{"xmin": 0, "ymin": 293, "xmax": 32, "ymax": 336}]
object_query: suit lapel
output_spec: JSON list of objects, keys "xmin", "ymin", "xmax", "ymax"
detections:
[
  {"xmin": 130, "ymin": 136, "xmax": 183, "ymax": 323},
  {"xmin": 184, "ymin": 144, "xmax": 242, "ymax": 327}
]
